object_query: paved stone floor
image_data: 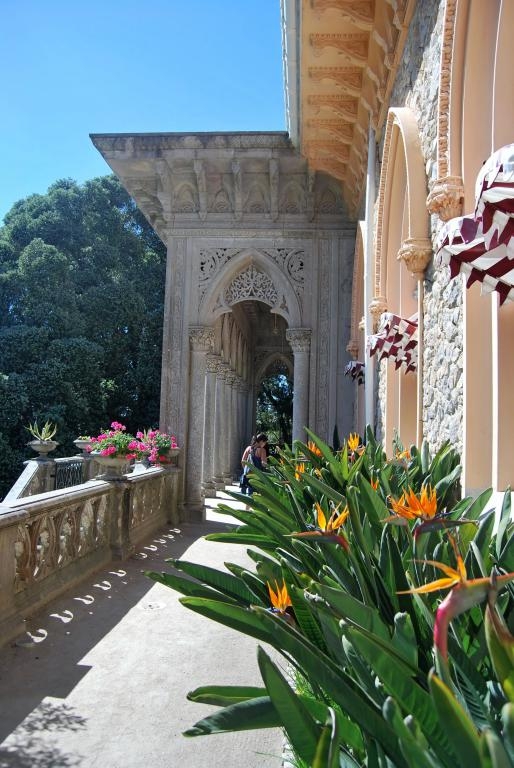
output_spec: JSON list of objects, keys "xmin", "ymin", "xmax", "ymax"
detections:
[{"xmin": 0, "ymin": 488, "xmax": 284, "ymax": 767}]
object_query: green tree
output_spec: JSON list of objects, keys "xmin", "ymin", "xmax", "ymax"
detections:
[
  {"xmin": 0, "ymin": 175, "xmax": 166, "ymax": 498},
  {"xmin": 256, "ymin": 374, "xmax": 293, "ymax": 445}
]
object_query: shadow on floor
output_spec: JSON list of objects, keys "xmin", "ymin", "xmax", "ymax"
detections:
[{"xmin": 0, "ymin": 514, "xmax": 236, "ymax": 747}]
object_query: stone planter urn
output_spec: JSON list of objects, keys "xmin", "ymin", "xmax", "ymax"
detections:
[
  {"xmin": 91, "ymin": 453, "xmax": 131, "ymax": 480},
  {"xmin": 27, "ymin": 439, "xmax": 58, "ymax": 458},
  {"xmin": 73, "ymin": 438, "xmax": 93, "ymax": 454}
]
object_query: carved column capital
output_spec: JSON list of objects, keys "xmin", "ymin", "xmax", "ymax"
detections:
[
  {"xmin": 426, "ymin": 176, "xmax": 465, "ymax": 221},
  {"xmin": 286, "ymin": 328, "xmax": 312, "ymax": 353},
  {"xmin": 346, "ymin": 339, "xmax": 359, "ymax": 359},
  {"xmin": 205, "ymin": 354, "xmax": 221, "ymax": 374},
  {"xmin": 189, "ymin": 326, "xmax": 215, "ymax": 352},
  {"xmin": 369, "ymin": 297, "xmax": 387, "ymax": 332},
  {"xmin": 397, "ymin": 238, "xmax": 432, "ymax": 278}
]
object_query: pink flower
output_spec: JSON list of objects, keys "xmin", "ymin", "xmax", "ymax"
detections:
[
  {"xmin": 128, "ymin": 440, "xmax": 140, "ymax": 450},
  {"xmin": 100, "ymin": 446, "xmax": 117, "ymax": 456},
  {"xmin": 110, "ymin": 421, "xmax": 126, "ymax": 431},
  {"xmin": 136, "ymin": 431, "xmax": 144, "ymax": 439}
]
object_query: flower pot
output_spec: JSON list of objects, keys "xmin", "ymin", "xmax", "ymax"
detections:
[
  {"xmin": 91, "ymin": 453, "xmax": 130, "ymax": 479},
  {"xmin": 73, "ymin": 438, "xmax": 93, "ymax": 454},
  {"xmin": 27, "ymin": 439, "xmax": 58, "ymax": 457}
]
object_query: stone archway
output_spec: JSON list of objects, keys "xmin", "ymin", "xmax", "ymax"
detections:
[{"xmin": 92, "ymin": 132, "xmax": 356, "ymax": 519}]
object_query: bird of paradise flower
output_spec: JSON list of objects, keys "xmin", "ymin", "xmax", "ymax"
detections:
[
  {"xmin": 399, "ymin": 535, "xmax": 514, "ymax": 660},
  {"xmin": 385, "ymin": 485, "xmax": 474, "ymax": 537},
  {"xmin": 290, "ymin": 502, "xmax": 350, "ymax": 551}
]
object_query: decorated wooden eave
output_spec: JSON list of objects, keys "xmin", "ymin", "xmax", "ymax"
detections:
[{"xmin": 293, "ymin": 0, "xmax": 415, "ymax": 217}]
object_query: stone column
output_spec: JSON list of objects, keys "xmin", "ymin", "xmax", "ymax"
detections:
[
  {"xmin": 201, "ymin": 354, "xmax": 219, "ymax": 497},
  {"xmin": 286, "ymin": 328, "xmax": 312, "ymax": 443},
  {"xmin": 183, "ymin": 326, "xmax": 214, "ymax": 520},
  {"xmin": 212, "ymin": 359, "xmax": 226, "ymax": 489},
  {"xmin": 223, "ymin": 368, "xmax": 236, "ymax": 482}
]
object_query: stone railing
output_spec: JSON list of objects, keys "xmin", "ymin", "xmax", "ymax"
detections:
[{"xmin": 0, "ymin": 465, "xmax": 181, "ymax": 649}]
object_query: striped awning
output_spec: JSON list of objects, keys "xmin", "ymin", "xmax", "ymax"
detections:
[
  {"xmin": 437, "ymin": 144, "xmax": 514, "ymax": 305},
  {"xmin": 368, "ymin": 312, "xmax": 418, "ymax": 373},
  {"xmin": 344, "ymin": 360, "xmax": 365, "ymax": 385}
]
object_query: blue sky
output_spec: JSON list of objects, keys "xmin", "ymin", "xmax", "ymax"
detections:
[{"xmin": 0, "ymin": 0, "xmax": 286, "ymax": 223}]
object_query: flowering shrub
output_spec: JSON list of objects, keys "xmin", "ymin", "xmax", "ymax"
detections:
[
  {"xmin": 136, "ymin": 429, "xmax": 179, "ymax": 464},
  {"xmin": 87, "ymin": 423, "xmax": 179, "ymax": 463},
  {"xmin": 88, "ymin": 422, "xmax": 140, "ymax": 459}
]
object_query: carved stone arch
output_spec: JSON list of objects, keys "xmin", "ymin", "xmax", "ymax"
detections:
[
  {"xmin": 426, "ymin": 0, "xmax": 466, "ymax": 221},
  {"xmin": 199, "ymin": 249, "xmax": 302, "ymax": 327},
  {"xmin": 244, "ymin": 182, "xmax": 269, "ymax": 213},
  {"xmin": 347, "ymin": 221, "xmax": 365, "ymax": 360},
  {"xmin": 211, "ymin": 186, "xmax": 232, "ymax": 213},
  {"xmin": 374, "ymin": 107, "xmax": 431, "ymax": 302},
  {"xmin": 255, "ymin": 352, "xmax": 293, "ymax": 388},
  {"xmin": 172, "ymin": 181, "xmax": 198, "ymax": 213}
]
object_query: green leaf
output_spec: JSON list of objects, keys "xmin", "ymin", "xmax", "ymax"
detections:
[
  {"xmin": 312, "ymin": 708, "xmax": 340, "ymax": 768},
  {"xmin": 497, "ymin": 491, "xmax": 512, "ymax": 561},
  {"xmin": 392, "ymin": 612, "xmax": 418, "ymax": 669},
  {"xmin": 482, "ymin": 727, "xmax": 513, "ymax": 768},
  {"xmin": 205, "ymin": 532, "xmax": 278, "ymax": 550},
  {"xmin": 183, "ymin": 695, "xmax": 279, "ymax": 736},
  {"xmin": 258, "ymin": 646, "xmax": 320, "ymax": 765},
  {"xmin": 187, "ymin": 685, "xmax": 267, "ymax": 706},
  {"xmin": 313, "ymin": 583, "xmax": 390, "ymax": 641},
  {"xmin": 166, "ymin": 559, "xmax": 259, "ymax": 605},
  {"xmin": 383, "ymin": 697, "xmax": 440, "ymax": 768},
  {"xmin": 428, "ymin": 670, "xmax": 481, "ymax": 768},
  {"xmin": 145, "ymin": 570, "xmax": 237, "ymax": 604}
]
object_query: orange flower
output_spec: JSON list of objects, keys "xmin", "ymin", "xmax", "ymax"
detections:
[
  {"xmin": 387, "ymin": 485, "xmax": 437, "ymax": 524},
  {"xmin": 395, "ymin": 448, "xmax": 411, "ymax": 462},
  {"xmin": 295, "ymin": 462, "xmax": 306, "ymax": 481},
  {"xmin": 307, "ymin": 440, "xmax": 322, "ymax": 457},
  {"xmin": 315, "ymin": 502, "xmax": 349, "ymax": 533},
  {"xmin": 291, "ymin": 502, "xmax": 350, "ymax": 551},
  {"xmin": 398, "ymin": 536, "xmax": 514, "ymax": 659},
  {"xmin": 370, "ymin": 476, "xmax": 379, "ymax": 491},
  {"xmin": 347, "ymin": 433, "xmax": 360, "ymax": 452},
  {"xmin": 267, "ymin": 580, "xmax": 292, "ymax": 614}
]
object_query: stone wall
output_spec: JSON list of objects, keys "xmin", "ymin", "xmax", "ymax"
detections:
[{"xmin": 376, "ymin": 0, "xmax": 464, "ymax": 456}]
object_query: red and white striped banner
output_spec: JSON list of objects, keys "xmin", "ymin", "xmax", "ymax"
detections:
[
  {"xmin": 437, "ymin": 144, "xmax": 514, "ymax": 305},
  {"xmin": 368, "ymin": 312, "xmax": 418, "ymax": 373}
]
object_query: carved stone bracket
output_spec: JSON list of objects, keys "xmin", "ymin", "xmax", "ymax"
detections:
[
  {"xmin": 346, "ymin": 339, "xmax": 359, "ymax": 359},
  {"xmin": 286, "ymin": 328, "xmax": 312, "ymax": 353},
  {"xmin": 369, "ymin": 296, "xmax": 387, "ymax": 332},
  {"xmin": 189, "ymin": 326, "xmax": 215, "ymax": 352},
  {"xmin": 397, "ymin": 238, "xmax": 433, "ymax": 278},
  {"xmin": 426, "ymin": 176, "xmax": 465, "ymax": 221}
]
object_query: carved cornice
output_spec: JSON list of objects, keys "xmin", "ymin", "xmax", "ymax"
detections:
[
  {"xmin": 397, "ymin": 239, "xmax": 432, "ymax": 278},
  {"xmin": 286, "ymin": 328, "xmax": 312, "ymax": 353},
  {"xmin": 369, "ymin": 297, "xmax": 387, "ymax": 332},
  {"xmin": 308, "ymin": 67, "xmax": 363, "ymax": 95},
  {"xmin": 309, "ymin": 33, "xmax": 368, "ymax": 63},
  {"xmin": 189, "ymin": 326, "xmax": 215, "ymax": 352},
  {"xmin": 426, "ymin": 176, "xmax": 464, "ymax": 221},
  {"xmin": 307, "ymin": 94, "xmax": 359, "ymax": 121},
  {"xmin": 306, "ymin": 119, "xmax": 354, "ymax": 143},
  {"xmin": 310, "ymin": 0, "xmax": 374, "ymax": 31}
]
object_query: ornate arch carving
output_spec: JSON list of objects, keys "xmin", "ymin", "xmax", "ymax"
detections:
[
  {"xmin": 199, "ymin": 249, "xmax": 302, "ymax": 326},
  {"xmin": 172, "ymin": 181, "xmax": 198, "ymax": 213},
  {"xmin": 374, "ymin": 107, "xmax": 431, "ymax": 301}
]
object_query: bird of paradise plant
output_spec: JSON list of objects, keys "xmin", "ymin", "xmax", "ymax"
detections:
[{"xmin": 291, "ymin": 502, "xmax": 350, "ymax": 551}]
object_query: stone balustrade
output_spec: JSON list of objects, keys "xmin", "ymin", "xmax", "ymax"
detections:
[{"xmin": 0, "ymin": 465, "xmax": 181, "ymax": 649}]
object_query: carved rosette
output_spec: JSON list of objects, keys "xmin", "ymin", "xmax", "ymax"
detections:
[
  {"xmin": 189, "ymin": 326, "xmax": 215, "ymax": 352},
  {"xmin": 397, "ymin": 239, "xmax": 433, "ymax": 278},
  {"xmin": 369, "ymin": 296, "xmax": 388, "ymax": 332},
  {"xmin": 286, "ymin": 328, "xmax": 312, "ymax": 354},
  {"xmin": 426, "ymin": 177, "xmax": 465, "ymax": 221}
]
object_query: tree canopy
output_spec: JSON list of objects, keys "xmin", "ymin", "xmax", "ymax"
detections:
[{"xmin": 0, "ymin": 176, "xmax": 166, "ymax": 498}]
